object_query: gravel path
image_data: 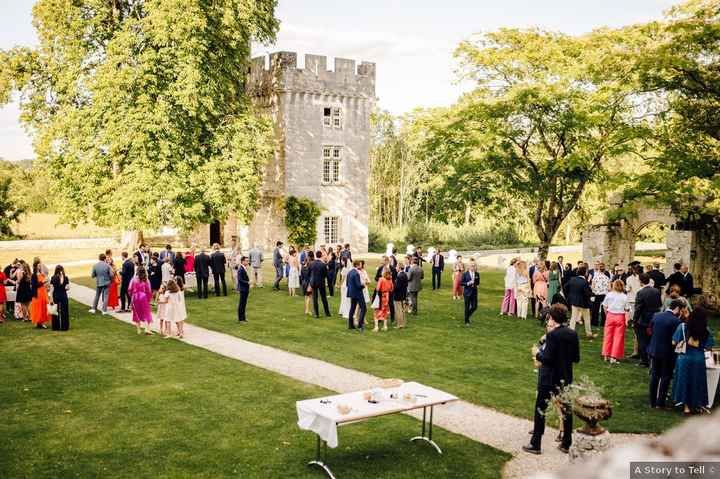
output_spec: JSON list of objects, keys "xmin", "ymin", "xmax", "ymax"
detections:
[{"xmin": 69, "ymin": 283, "xmax": 646, "ymax": 478}]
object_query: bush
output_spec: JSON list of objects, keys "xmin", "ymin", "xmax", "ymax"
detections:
[
  {"xmin": 369, "ymin": 221, "xmax": 528, "ymax": 253},
  {"xmin": 283, "ymin": 196, "xmax": 321, "ymax": 247}
]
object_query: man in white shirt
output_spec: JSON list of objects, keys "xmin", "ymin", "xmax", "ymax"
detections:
[
  {"xmin": 589, "ymin": 262, "xmax": 611, "ymax": 327},
  {"xmin": 501, "ymin": 258, "xmax": 518, "ymax": 316}
]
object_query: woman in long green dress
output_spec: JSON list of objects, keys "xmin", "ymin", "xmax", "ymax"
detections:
[{"xmin": 547, "ymin": 262, "xmax": 560, "ymax": 304}]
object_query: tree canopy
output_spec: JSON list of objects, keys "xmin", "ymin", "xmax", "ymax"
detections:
[
  {"xmin": 626, "ymin": 0, "xmax": 720, "ymax": 222},
  {"xmin": 444, "ymin": 28, "xmax": 643, "ymax": 257},
  {"xmin": 0, "ymin": 0, "xmax": 279, "ymax": 235}
]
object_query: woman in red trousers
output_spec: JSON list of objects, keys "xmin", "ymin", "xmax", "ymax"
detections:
[{"xmin": 601, "ymin": 280, "xmax": 629, "ymax": 364}]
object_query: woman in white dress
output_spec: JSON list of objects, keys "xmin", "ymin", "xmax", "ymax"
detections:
[
  {"xmin": 287, "ymin": 249, "xmax": 300, "ymax": 296},
  {"xmin": 359, "ymin": 260, "xmax": 371, "ymax": 303},
  {"xmin": 339, "ymin": 258, "xmax": 352, "ymax": 318}
]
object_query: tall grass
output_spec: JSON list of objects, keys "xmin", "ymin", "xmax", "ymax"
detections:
[
  {"xmin": 369, "ymin": 221, "xmax": 531, "ymax": 252},
  {"xmin": 13, "ymin": 213, "xmax": 118, "ymax": 240}
]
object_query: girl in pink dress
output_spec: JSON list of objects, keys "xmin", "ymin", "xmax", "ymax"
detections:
[{"xmin": 129, "ymin": 267, "xmax": 154, "ymax": 335}]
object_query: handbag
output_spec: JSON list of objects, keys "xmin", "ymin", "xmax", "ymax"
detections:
[
  {"xmin": 675, "ymin": 324, "xmax": 687, "ymax": 355},
  {"xmin": 371, "ymin": 292, "xmax": 380, "ymax": 309},
  {"xmin": 47, "ymin": 303, "xmax": 58, "ymax": 316}
]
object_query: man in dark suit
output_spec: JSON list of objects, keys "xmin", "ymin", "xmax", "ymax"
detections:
[
  {"xmin": 680, "ymin": 264, "xmax": 694, "ymax": 298},
  {"xmin": 272, "ymin": 241, "xmax": 284, "ymax": 291},
  {"xmin": 666, "ymin": 263, "xmax": 683, "ymax": 293},
  {"xmin": 565, "ymin": 266, "xmax": 595, "ymax": 339},
  {"xmin": 647, "ymin": 299, "xmax": 687, "ymax": 408},
  {"xmin": 413, "ymin": 246, "xmax": 425, "ymax": 267},
  {"xmin": 236, "ymin": 256, "xmax": 250, "ymax": 322},
  {"xmin": 347, "ymin": 261, "xmax": 366, "ymax": 330},
  {"xmin": 523, "ymin": 304, "xmax": 580, "ymax": 455},
  {"xmin": 633, "ymin": 273, "xmax": 662, "ymax": 367},
  {"xmin": 647, "ymin": 263, "xmax": 666, "ymax": 293},
  {"xmin": 210, "ymin": 243, "xmax": 227, "ymax": 296},
  {"xmin": 119, "ymin": 251, "xmax": 135, "ymax": 312},
  {"xmin": 194, "ymin": 248, "xmax": 211, "ymax": 299},
  {"xmin": 431, "ymin": 249, "xmax": 445, "ymax": 290},
  {"xmin": 393, "ymin": 264, "xmax": 408, "ymax": 328},
  {"xmin": 309, "ymin": 251, "xmax": 331, "ymax": 318},
  {"xmin": 462, "ymin": 259, "xmax": 480, "ymax": 325}
]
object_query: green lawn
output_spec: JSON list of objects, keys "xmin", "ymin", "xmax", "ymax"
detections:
[
  {"xmin": 0, "ymin": 302, "xmax": 509, "ymax": 478},
  {"xmin": 72, "ymin": 262, "xmax": 718, "ymax": 434}
]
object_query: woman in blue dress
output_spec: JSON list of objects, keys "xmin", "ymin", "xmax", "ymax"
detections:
[{"xmin": 671, "ymin": 308, "xmax": 715, "ymax": 414}]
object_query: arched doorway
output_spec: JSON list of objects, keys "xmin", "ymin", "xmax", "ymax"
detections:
[
  {"xmin": 210, "ymin": 220, "xmax": 223, "ymax": 246},
  {"xmin": 581, "ymin": 197, "xmax": 694, "ymax": 275}
]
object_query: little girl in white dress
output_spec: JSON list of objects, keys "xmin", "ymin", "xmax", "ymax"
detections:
[
  {"xmin": 157, "ymin": 285, "xmax": 169, "ymax": 336},
  {"xmin": 165, "ymin": 279, "xmax": 187, "ymax": 339}
]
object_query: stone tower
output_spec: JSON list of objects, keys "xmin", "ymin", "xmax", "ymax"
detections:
[{"xmin": 226, "ymin": 51, "xmax": 375, "ymax": 253}]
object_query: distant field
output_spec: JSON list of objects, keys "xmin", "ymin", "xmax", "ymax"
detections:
[{"xmin": 13, "ymin": 213, "xmax": 118, "ymax": 240}]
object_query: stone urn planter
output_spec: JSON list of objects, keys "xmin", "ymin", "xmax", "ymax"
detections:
[
  {"xmin": 569, "ymin": 396, "xmax": 613, "ymax": 463},
  {"xmin": 573, "ymin": 395, "xmax": 613, "ymax": 435}
]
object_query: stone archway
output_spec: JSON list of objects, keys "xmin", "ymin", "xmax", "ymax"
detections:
[{"xmin": 581, "ymin": 196, "xmax": 694, "ymax": 275}]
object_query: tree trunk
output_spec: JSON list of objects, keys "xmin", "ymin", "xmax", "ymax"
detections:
[
  {"xmin": 464, "ymin": 202, "xmax": 471, "ymax": 226},
  {"xmin": 121, "ymin": 230, "xmax": 144, "ymax": 251},
  {"xmin": 537, "ymin": 240, "xmax": 550, "ymax": 261}
]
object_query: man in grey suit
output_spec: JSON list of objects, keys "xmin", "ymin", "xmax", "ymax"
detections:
[
  {"xmin": 407, "ymin": 258, "xmax": 424, "ymax": 315},
  {"xmin": 90, "ymin": 253, "xmax": 113, "ymax": 314}
]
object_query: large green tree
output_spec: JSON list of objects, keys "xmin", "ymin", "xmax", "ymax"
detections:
[
  {"xmin": 627, "ymin": 0, "xmax": 720, "ymax": 219},
  {"xmin": 0, "ymin": 0, "xmax": 278, "ymax": 244},
  {"xmin": 446, "ymin": 28, "xmax": 644, "ymax": 257},
  {"xmin": 0, "ymin": 177, "xmax": 24, "ymax": 239}
]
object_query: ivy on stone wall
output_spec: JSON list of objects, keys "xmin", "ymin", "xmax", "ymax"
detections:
[{"xmin": 283, "ymin": 196, "xmax": 321, "ymax": 247}]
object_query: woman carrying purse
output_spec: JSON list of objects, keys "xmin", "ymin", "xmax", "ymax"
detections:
[{"xmin": 50, "ymin": 265, "xmax": 71, "ymax": 331}]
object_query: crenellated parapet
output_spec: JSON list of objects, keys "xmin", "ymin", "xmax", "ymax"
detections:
[{"xmin": 248, "ymin": 51, "xmax": 376, "ymax": 99}]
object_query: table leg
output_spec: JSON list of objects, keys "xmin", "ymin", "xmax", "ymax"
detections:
[
  {"xmin": 308, "ymin": 434, "xmax": 336, "ymax": 479},
  {"xmin": 410, "ymin": 405, "xmax": 443, "ymax": 454}
]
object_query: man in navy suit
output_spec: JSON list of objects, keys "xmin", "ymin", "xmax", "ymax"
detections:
[
  {"xmin": 119, "ymin": 251, "xmax": 135, "ymax": 312},
  {"xmin": 647, "ymin": 299, "xmax": 687, "ymax": 408},
  {"xmin": 634, "ymin": 273, "xmax": 662, "ymax": 367},
  {"xmin": 462, "ymin": 259, "xmax": 480, "ymax": 325},
  {"xmin": 309, "ymin": 251, "xmax": 331, "ymax": 318},
  {"xmin": 431, "ymin": 249, "xmax": 445, "ymax": 290},
  {"xmin": 523, "ymin": 304, "xmax": 579, "ymax": 455},
  {"xmin": 236, "ymin": 256, "xmax": 250, "ymax": 322},
  {"xmin": 346, "ymin": 261, "xmax": 366, "ymax": 331}
]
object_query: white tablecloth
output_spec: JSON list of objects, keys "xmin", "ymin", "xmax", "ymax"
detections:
[
  {"xmin": 296, "ymin": 382, "xmax": 458, "ymax": 448},
  {"xmin": 707, "ymin": 366, "xmax": 720, "ymax": 408}
]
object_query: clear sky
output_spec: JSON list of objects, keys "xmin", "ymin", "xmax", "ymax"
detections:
[{"xmin": 0, "ymin": 0, "xmax": 678, "ymax": 160}]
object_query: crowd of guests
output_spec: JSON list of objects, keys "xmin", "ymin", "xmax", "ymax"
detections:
[
  {"xmin": 1, "ymin": 257, "xmax": 70, "ymax": 331},
  {"xmin": 520, "ymin": 258, "xmax": 711, "ymax": 455},
  {"xmin": 262, "ymin": 243, "xmax": 480, "ymax": 331}
]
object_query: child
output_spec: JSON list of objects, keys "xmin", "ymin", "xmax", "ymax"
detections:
[
  {"xmin": 157, "ymin": 284, "xmax": 169, "ymax": 337},
  {"xmin": 166, "ymin": 279, "xmax": 187, "ymax": 339},
  {"xmin": 161, "ymin": 256, "xmax": 174, "ymax": 285}
]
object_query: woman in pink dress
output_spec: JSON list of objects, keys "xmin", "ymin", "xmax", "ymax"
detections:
[
  {"xmin": 129, "ymin": 267, "xmax": 154, "ymax": 335},
  {"xmin": 184, "ymin": 248, "xmax": 195, "ymax": 273},
  {"xmin": 532, "ymin": 262, "xmax": 550, "ymax": 317}
]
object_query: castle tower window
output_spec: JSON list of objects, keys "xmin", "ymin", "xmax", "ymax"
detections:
[
  {"xmin": 322, "ymin": 146, "xmax": 342, "ymax": 184},
  {"xmin": 323, "ymin": 107, "xmax": 342, "ymax": 129},
  {"xmin": 323, "ymin": 216, "xmax": 339, "ymax": 244}
]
